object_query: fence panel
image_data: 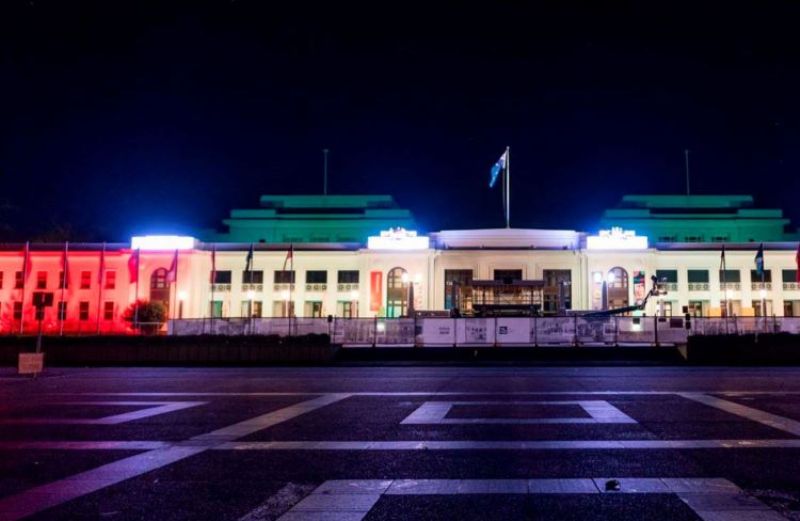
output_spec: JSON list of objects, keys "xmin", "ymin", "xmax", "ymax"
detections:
[
  {"xmin": 616, "ymin": 317, "xmax": 655, "ymax": 345},
  {"xmin": 495, "ymin": 318, "xmax": 534, "ymax": 346},
  {"xmin": 536, "ymin": 317, "xmax": 576, "ymax": 345},
  {"xmin": 575, "ymin": 317, "xmax": 615, "ymax": 346},
  {"xmin": 376, "ymin": 318, "xmax": 414, "ymax": 346},
  {"xmin": 416, "ymin": 318, "xmax": 457, "ymax": 346},
  {"xmin": 455, "ymin": 318, "xmax": 495, "ymax": 346}
]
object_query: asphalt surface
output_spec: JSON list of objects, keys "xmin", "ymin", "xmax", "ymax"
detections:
[{"xmin": 2, "ymin": 366, "xmax": 800, "ymax": 520}]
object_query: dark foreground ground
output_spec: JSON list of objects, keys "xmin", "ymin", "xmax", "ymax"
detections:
[{"xmin": 3, "ymin": 365, "xmax": 800, "ymax": 520}]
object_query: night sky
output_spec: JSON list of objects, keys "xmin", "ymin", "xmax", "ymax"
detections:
[{"xmin": 2, "ymin": 1, "xmax": 799, "ymax": 241}]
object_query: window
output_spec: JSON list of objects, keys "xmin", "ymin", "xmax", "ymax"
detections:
[
  {"xmin": 493, "ymin": 269, "xmax": 522, "ymax": 282},
  {"xmin": 242, "ymin": 270, "xmax": 264, "ymax": 284},
  {"xmin": 688, "ymin": 300, "xmax": 709, "ymax": 317},
  {"xmin": 711, "ymin": 236, "xmax": 729, "ymax": 242},
  {"xmin": 543, "ymin": 270, "xmax": 572, "ymax": 314},
  {"xmin": 782, "ymin": 270, "xmax": 798, "ymax": 283},
  {"xmin": 684, "ymin": 235, "xmax": 703, "ymax": 242},
  {"xmin": 13, "ymin": 302, "xmax": 22, "ymax": 320},
  {"xmin": 36, "ymin": 271, "xmax": 47, "ymax": 289},
  {"xmin": 274, "ymin": 270, "xmax": 295, "ymax": 284},
  {"xmin": 79, "ymin": 301, "xmax": 90, "ymax": 321},
  {"xmin": 750, "ymin": 270, "xmax": 771, "ymax": 283},
  {"xmin": 337, "ymin": 300, "xmax": 358, "ymax": 318},
  {"xmin": 655, "ymin": 270, "xmax": 678, "ymax": 283},
  {"xmin": 241, "ymin": 300, "xmax": 262, "ymax": 318},
  {"xmin": 103, "ymin": 301, "xmax": 114, "ymax": 320},
  {"xmin": 688, "ymin": 270, "xmax": 709, "ymax": 283},
  {"xmin": 657, "ymin": 236, "xmax": 677, "ymax": 242},
  {"xmin": 444, "ymin": 269, "xmax": 473, "ymax": 310},
  {"xmin": 105, "ymin": 270, "xmax": 116, "ymax": 289},
  {"xmin": 15, "ymin": 271, "xmax": 24, "ymax": 289},
  {"xmin": 785, "ymin": 300, "xmax": 800, "ymax": 317},
  {"xmin": 213, "ymin": 270, "xmax": 232, "ymax": 284},
  {"xmin": 306, "ymin": 270, "xmax": 327, "ymax": 284},
  {"xmin": 719, "ymin": 270, "xmax": 741, "ymax": 283},
  {"xmin": 272, "ymin": 300, "xmax": 294, "ymax": 317},
  {"xmin": 337, "ymin": 270, "xmax": 359, "ymax": 284},
  {"xmin": 210, "ymin": 301, "xmax": 223, "ymax": 318},
  {"xmin": 304, "ymin": 301, "xmax": 323, "ymax": 317},
  {"xmin": 59, "ymin": 270, "xmax": 69, "ymax": 289},
  {"xmin": 57, "ymin": 302, "xmax": 67, "ymax": 320},
  {"xmin": 0, "ymin": 271, "xmax": 3, "ymax": 289},
  {"xmin": 80, "ymin": 270, "xmax": 91, "ymax": 289}
]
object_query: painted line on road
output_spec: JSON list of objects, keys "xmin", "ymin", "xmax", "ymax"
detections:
[
  {"xmin": 218, "ymin": 438, "xmax": 800, "ymax": 451},
  {"xmin": 0, "ymin": 441, "xmax": 170, "ymax": 451},
  {"xmin": 680, "ymin": 393, "xmax": 800, "ymax": 437},
  {"xmin": 0, "ymin": 393, "xmax": 351, "ymax": 521},
  {"xmin": 276, "ymin": 478, "xmax": 783, "ymax": 521},
  {"xmin": 400, "ymin": 400, "xmax": 637, "ymax": 425},
  {"xmin": 0, "ymin": 401, "xmax": 207, "ymax": 425}
]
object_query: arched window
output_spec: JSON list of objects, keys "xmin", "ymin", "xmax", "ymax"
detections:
[
  {"xmin": 606, "ymin": 267, "xmax": 629, "ymax": 309},
  {"xmin": 386, "ymin": 267, "xmax": 408, "ymax": 318},
  {"xmin": 149, "ymin": 268, "xmax": 171, "ymax": 310}
]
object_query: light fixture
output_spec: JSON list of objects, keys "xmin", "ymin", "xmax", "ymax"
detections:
[
  {"xmin": 401, "ymin": 273, "xmax": 410, "ymax": 284},
  {"xmin": 593, "ymin": 272, "xmax": 602, "ymax": 284},
  {"xmin": 759, "ymin": 288, "xmax": 767, "ymax": 299},
  {"xmin": 414, "ymin": 273, "xmax": 422, "ymax": 283},
  {"xmin": 606, "ymin": 272, "xmax": 616, "ymax": 283},
  {"xmin": 280, "ymin": 289, "xmax": 290, "ymax": 300},
  {"xmin": 177, "ymin": 290, "xmax": 188, "ymax": 301},
  {"xmin": 246, "ymin": 290, "xmax": 256, "ymax": 300},
  {"xmin": 131, "ymin": 235, "xmax": 196, "ymax": 251},
  {"xmin": 350, "ymin": 290, "xmax": 359, "ymax": 300}
]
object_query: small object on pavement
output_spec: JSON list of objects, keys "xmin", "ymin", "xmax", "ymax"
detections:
[{"xmin": 605, "ymin": 479, "xmax": 621, "ymax": 491}]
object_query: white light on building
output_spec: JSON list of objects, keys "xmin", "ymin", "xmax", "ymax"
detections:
[
  {"xmin": 131, "ymin": 235, "xmax": 196, "ymax": 251},
  {"xmin": 586, "ymin": 227, "xmax": 648, "ymax": 250},
  {"xmin": 367, "ymin": 228, "xmax": 429, "ymax": 250}
]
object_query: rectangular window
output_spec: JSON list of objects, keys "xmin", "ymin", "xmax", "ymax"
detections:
[
  {"xmin": 103, "ymin": 301, "xmax": 114, "ymax": 320},
  {"xmin": 785, "ymin": 300, "xmax": 800, "ymax": 317},
  {"xmin": 337, "ymin": 270, "xmax": 359, "ymax": 284},
  {"xmin": 493, "ymin": 269, "xmax": 522, "ymax": 282},
  {"xmin": 543, "ymin": 269, "xmax": 572, "ymax": 314},
  {"xmin": 35, "ymin": 271, "xmax": 47, "ymax": 289},
  {"xmin": 241, "ymin": 300, "xmax": 263, "ymax": 317},
  {"xmin": 655, "ymin": 270, "xmax": 678, "ymax": 283},
  {"xmin": 750, "ymin": 269, "xmax": 772, "ymax": 282},
  {"xmin": 242, "ymin": 270, "xmax": 264, "ymax": 284},
  {"xmin": 57, "ymin": 301, "xmax": 67, "ymax": 320},
  {"xmin": 213, "ymin": 270, "xmax": 232, "ymax": 284},
  {"xmin": 719, "ymin": 270, "xmax": 741, "ymax": 283},
  {"xmin": 0, "ymin": 271, "xmax": 3, "ymax": 289},
  {"xmin": 80, "ymin": 271, "xmax": 91, "ymax": 289},
  {"xmin": 15, "ymin": 271, "xmax": 24, "ymax": 289},
  {"xmin": 13, "ymin": 301, "xmax": 22, "ymax": 320},
  {"xmin": 274, "ymin": 270, "xmax": 296, "ymax": 284},
  {"xmin": 210, "ymin": 301, "xmax": 223, "ymax": 318},
  {"xmin": 304, "ymin": 301, "xmax": 323, "ymax": 317},
  {"xmin": 687, "ymin": 270, "xmax": 709, "ymax": 283},
  {"xmin": 79, "ymin": 301, "xmax": 90, "ymax": 321},
  {"xmin": 272, "ymin": 300, "xmax": 294, "ymax": 317},
  {"xmin": 444, "ymin": 269, "xmax": 473, "ymax": 310},
  {"xmin": 337, "ymin": 300, "xmax": 358, "ymax": 318},
  {"xmin": 782, "ymin": 270, "xmax": 798, "ymax": 283},
  {"xmin": 306, "ymin": 270, "xmax": 327, "ymax": 284},
  {"xmin": 105, "ymin": 270, "xmax": 116, "ymax": 289},
  {"xmin": 58, "ymin": 270, "xmax": 69, "ymax": 289}
]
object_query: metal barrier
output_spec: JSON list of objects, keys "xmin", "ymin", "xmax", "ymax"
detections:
[{"xmin": 165, "ymin": 316, "xmax": 800, "ymax": 347}]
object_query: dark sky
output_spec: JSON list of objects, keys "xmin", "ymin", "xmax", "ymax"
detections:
[{"xmin": 2, "ymin": 1, "xmax": 800, "ymax": 241}]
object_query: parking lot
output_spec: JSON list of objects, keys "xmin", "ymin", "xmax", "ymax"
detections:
[{"xmin": 2, "ymin": 366, "xmax": 800, "ymax": 520}]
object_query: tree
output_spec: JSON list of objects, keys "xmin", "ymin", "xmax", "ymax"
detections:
[{"xmin": 123, "ymin": 300, "xmax": 168, "ymax": 335}]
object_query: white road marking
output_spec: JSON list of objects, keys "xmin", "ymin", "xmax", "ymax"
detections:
[
  {"xmin": 0, "ymin": 393, "xmax": 351, "ymax": 521},
  {"xmin": 0, "ymin": 441, "xmax": 169, "ymax": 450},
  {"xmin": 401, "ymin": 400, "xmax": 637, "ymax": 425},
  {"xmin": 66, "ymin": 390, "xmax": 800, "ymax": 397},
  {"xmin": 218, "ymin": 439, "xmax": 800, "ymax": 451},
  {"xmin": 680, "ymin": 393, "xmax": 800, "ymax": 437},
  {"xmin": 276, "ymin": 478, "xmax": 785, "ymax": 521},
  {"xmin": 0, "ymin": 401, "xmax": 207, "ymax": 425}
]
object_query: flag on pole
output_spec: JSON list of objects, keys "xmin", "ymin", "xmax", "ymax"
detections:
[
  {"xmin": 283, "ymin": 243, "xmax": 294, "ymax": 271},
  {"xmin": 489, "ymin": 149, "xmax": 508, "ymax": 188},
  {"xmin": 128, "ymin": 249, "xmax": 140, "ymax": 283},
  {"xmin": 210, "ymin": 244, "xmax": 217, "ymax": 284},
  {"xmin": 245, "ymin": 243, "xmax": 254, "ymax": 273},
  {"xmin": 61, "ymin": 242, "xmax": 70, "ymax": 288},
  {"xmin": 754, "ymin": 243, "xmax": 764, "ymax": 277},
  {"xmin": 796, "ymin": 243, "xmax": 800, "ymax": 283},
  {"xmin": 166, "ymin": 249, "xmax": 179, "ymax": 283},
  {"xmin": 97, "ymin": 242, "xmax": 105, "ymax": 285},
  {"xmin": 22, "ymin": 241, "xmax": 32, "ymax": 281},
  {"xmin": 719, "ymin": 244, "xmax": 726, "ymax": 270}
]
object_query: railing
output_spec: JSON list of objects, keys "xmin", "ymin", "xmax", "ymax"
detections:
[
  {"xmin": 165, "ymin": 316, "xmax": 800, "ymax": 347},
  {"xmin": 211, "ymin": 283, "xmax": 231, "ymax": 292},
  {"xmin": 688, "ymin": 283, "xmax": 709, "ymax": 291},
  {"xmin": 784, "ymin": 282, "xmax": 799, "ymax": 291},
  {"xmin": 720, "ymin": 282, "xmax": 741, "ymax": 291},
  {"xmin": 241, "ymin": 283, "xmax": 263, "ymax": 292},
  {"xmin": 751, "ymin": 282, "xmax": 772, "ymax": 290},
  {"xmin": 337, "ymin": 283, "xmax": 359, "ymax": 292}
]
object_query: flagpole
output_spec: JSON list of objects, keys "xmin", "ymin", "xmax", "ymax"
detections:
[
  {"xmin": 209, "ymin": 244, "xmax": 216, "ymax": 334},
  {"xmin": 60, "ymin": 241, "xmax": 69, "ymax": 336},
  {"xmin": 133, "ymin": 249, "xmax": 141, "ymax": 329},
  {"xmin": 95, "ymin": 242, "xmax": 105, "ymax": 335},
  {"xmin": 20, "ymin": 241, "xmax": 29, "ymax": 335},
  {"xmin": 505, "ymin": 146, "xmax": 510, "ymax": 229}
]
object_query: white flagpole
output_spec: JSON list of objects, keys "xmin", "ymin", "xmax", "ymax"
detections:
[{"xmin": 505, "ymin": 146, "xmax": 511, "ymax": 229}]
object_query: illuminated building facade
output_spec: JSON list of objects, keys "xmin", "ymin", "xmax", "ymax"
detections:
[{"xmin": 1, "ymin": 195, "xmax": 799, "ymax": 334}]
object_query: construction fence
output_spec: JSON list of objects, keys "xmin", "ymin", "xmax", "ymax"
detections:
[{"xmin": 167, "ymin": 316, "xmax": 800, "ymax": 347}]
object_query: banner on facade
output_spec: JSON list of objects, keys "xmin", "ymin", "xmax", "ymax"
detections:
[
  {"xmin": 633, "ymin": 270, "xmax": 646, "ymax": 303},
  {"xmin": 370, "ymin": 271, "xmax": 382, "ymax": 312}
]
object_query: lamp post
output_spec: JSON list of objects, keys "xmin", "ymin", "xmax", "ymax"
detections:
[
  {"xmin": 401, "ymin": 272, "xmax": 410, "ymax": 317},
  {"xmin": 246, "ymin": 289, "xmax": 255, "ymax": 334},
  {"xmin": 177, "ymin": 290, "xmax": 187, "ymax": 320},
  {"xmin": 349, "ymin": 289, "xmax": 359, "ymax": 318}
]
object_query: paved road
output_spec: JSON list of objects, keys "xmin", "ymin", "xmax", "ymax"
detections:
[{"xmin": 2, "ymin": 366, "xmax": 800, "ymax": 520}]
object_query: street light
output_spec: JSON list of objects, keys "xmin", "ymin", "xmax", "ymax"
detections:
[
  {"xmin": 177, "ymin": 290, "xmax": 187, "ymax": 319},
  {"xmin": 349, "ymin": 289, "xmax": 359, "ymax": 318}
]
